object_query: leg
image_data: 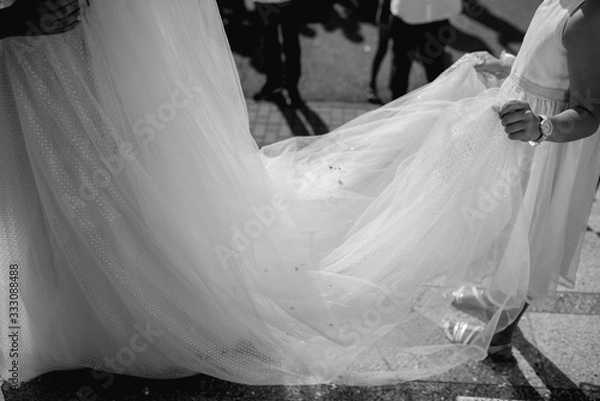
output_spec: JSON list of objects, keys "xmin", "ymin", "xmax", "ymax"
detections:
[
  {"xmin": 389, "ymin": 16, "xmax": 416, "ymax": 99},
  {"xmin": 488, "ymin": 302, "xmax": 529, "ymax": 362},
  {"xmin": 445, "ymin": 300, "xmax": 529, "ymax": 363},
  {"xmin": 418, "ymin": 20, "xmax": 454, "ymax": 83},
  {"xmin": 280, "ymin": 1, "xmax": 303, "ymax": 106},
  {"xmin": 368, "ymin": 0, "xmax": 392, "ymax": 103},
  {"xmin": 254, "ymin": 2, "xmax": 285, "ymax": 100},
  {"xmin": 369, "ymin": 0, "xmax": 392, "ymax": 89}
]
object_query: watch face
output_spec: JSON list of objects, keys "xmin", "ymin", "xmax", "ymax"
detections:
[{"xmin": 540, "ymin": 119, "xmax": 552, "ymax": 135}]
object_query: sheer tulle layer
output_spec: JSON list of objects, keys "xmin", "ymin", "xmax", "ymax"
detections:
[
  {"xmin": 498, "ymin": 75, "xmax": 600, "ymax": 298},
  {"xmin": 0, "ymin": 0, "xmax": 592, "ymax": 386}
]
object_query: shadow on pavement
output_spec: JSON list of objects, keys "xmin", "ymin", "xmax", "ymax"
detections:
[
  {"xmin": 509, "ymin": 328, "xmax": 594, "ymax": 401},
  {"xmin": 448, "ymin": 27, "xmax": 494, "ymax": 54},
  {"xmin": 462, "ymin": 0, "xmax": 525, "ymax": 46},
  {"xmin": 5, "ymin": 330, "xmax": 599, "ymax": 401},
  {"xmin": 269, "ymin": 93, "xmax": 329, "ymax": 136},
  {"xmin": 218, "ymin": 0, "xmax": 525, "ymax": 58}
]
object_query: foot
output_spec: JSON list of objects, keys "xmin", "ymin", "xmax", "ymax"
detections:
[
  {"xmin": 487, "ymin": 343, "xmax": 516, "ymax": 364},
  {"xmin": 253, "ymin": 83, "xmax": 283, "ymax": 101},
  {"xmin": 447, "ymin": 285, "xmax": 495, "ymax": 317},
  {"xmin": 287, "ymin": 89, "xmax": 305, "ymax": 109},
  {"xmin": 443, "ymin": 319, "xmax": 482, "ymax": 345},
  {"xmin": 367, "ymin": 87, "xmax": 383, "ymax": 105},
  {"xmin": 443, "ymin": 319, "xmax": 516, "ymax": 364}
]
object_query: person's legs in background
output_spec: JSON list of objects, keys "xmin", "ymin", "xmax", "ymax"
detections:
[
  {"xmin": 390, "ymin": 18, "xmax": 455, "ymax": 100},
  {"xmin": 390, "ymin": 16, "xmax": 416, "ymax": 100},
  {"xmin": 368, "ymin": 0, "xmax": 392, "ymax": 104},
  {"xmin": 280, "ymin": 0, "xmax": 303, "ymax": 107},
  {"xmin": 418, "ymin": 20, "xmax": 454, "ymax": 83},
  {"xmin": 254, "ymin": 2, "xmax": 285, "ymax": 101}
]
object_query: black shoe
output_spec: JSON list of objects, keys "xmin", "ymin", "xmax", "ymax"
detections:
[
  {"xmin": 488, "ymin": 302, "xmax": 529, "ymax": 364},
  {"xmin": 287, "ymin": 89, "xmax": 305, "ymax": 109},
  {"xmin": 487, "ymin": 343, "xmax": 516, "ymax": 364},
  {"xmin": 367, "ymin": 87, "xmax": 383, "ymax": 105},
  {"xmin": 253, "ymin": 83, "xmax": 283, "ymax": 101}
]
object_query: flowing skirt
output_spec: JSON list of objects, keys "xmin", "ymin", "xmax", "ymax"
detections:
[{"xmin": 0, "ymin": 0, "xmax": 596, "ymax": 386}]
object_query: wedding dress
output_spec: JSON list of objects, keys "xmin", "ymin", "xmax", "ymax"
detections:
[{"xmin": 1, "ymin": 0, "xmax": 598, "ymax": 386}]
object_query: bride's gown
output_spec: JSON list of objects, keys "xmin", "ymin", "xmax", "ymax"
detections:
[{"xmin": 1, "ymin": 0, "xmax": 598, "ymax": 386}]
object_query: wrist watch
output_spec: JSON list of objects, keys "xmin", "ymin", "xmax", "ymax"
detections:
[{"xmin": 529, "ymin": 114, "xmax": 553, "ymax": 147}]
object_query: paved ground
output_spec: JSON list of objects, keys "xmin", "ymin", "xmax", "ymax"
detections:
[
  {"xmin": 3, "ymin": 1, "xmax": 600, "ymax": 400},
  {"xmin": 225, "ymin": 0, "xmax": 541, "ymax": 103}
]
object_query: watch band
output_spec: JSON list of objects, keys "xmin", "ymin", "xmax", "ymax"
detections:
[{"xmin": 529, "ymin": 114, "xmax": 552, "ymax": 147}]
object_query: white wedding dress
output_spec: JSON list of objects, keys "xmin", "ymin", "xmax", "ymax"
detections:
[{"xmin": 1, "ymin": 0, "xmax": 598, "ymax": 386}]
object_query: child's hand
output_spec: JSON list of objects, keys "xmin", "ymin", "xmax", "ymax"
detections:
[
  {"xmin": 473, "ymin": 51, "xmax": 511, "ymax": 80},
  {"xmin": 499, "ymin": 100, "xmax": 543, "ymax": 143}
]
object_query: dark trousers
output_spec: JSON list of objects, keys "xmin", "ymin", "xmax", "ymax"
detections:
[
  {"xmin": 255, "ymin": 1, "xmax": 301, "ymax": 92},
  {"xmin": 390, "ymin": 16, "xmax": 454, "ymax": 99}
]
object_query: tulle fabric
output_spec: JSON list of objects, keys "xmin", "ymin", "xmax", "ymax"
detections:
[{"xmin": 0, "ymin": 0, "xmax": 585, "ymax": 386}]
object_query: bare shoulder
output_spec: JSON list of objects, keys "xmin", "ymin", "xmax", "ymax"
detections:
[{"xmin": 564, "ymin": 1, "xmax": 600, "ymax": 48}]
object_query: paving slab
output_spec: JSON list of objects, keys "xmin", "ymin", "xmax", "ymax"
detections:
[{"xmin": 525, "ymin": 313, "xmax": 600, "ymax": 388}]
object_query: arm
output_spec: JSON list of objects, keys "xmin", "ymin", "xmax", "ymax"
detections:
[
  {"xmin": 0, "ymin": 0, "xmax": 85, "ymax": 40},
  {"xmin": 499, "ymin": 4, "xmax": 600, "ymax": 144},
  {"xmin": 549, "ymin": 2, "xmax": 600, "ymax": 143}
]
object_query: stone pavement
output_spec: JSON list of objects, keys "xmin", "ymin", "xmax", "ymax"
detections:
[
  {"xmin": 2, "ymin": 99, "xmax": 600, "ymax": 401},
  {"xmin": 247, "ymin": 97, "xmax": 378, "ymax": 146}
]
